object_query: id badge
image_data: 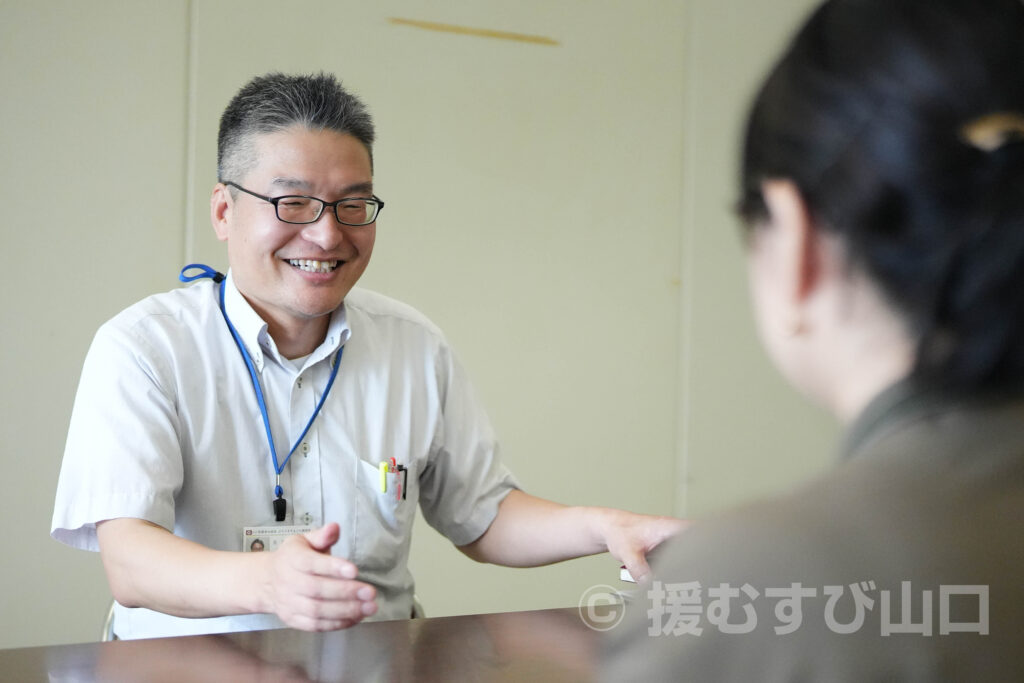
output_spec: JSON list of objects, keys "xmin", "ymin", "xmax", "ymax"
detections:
[{"xmin": 242, "ymin": 525, "xmax": 312, "ymax": 552}]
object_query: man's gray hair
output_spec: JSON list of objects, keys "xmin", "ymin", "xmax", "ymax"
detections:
[{"xmin": 217, "ymin": 72, "xmax": 376, "ymax": 183}]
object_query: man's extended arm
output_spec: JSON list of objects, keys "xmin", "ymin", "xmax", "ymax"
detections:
[{"xmin": 458, "ymin": 490, "xmax": 686, "ymax": 583}]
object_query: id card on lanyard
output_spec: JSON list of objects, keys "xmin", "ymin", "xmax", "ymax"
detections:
[{"xmin": 243, "ymin": 525, "xmax": 313, "ymax": 552}]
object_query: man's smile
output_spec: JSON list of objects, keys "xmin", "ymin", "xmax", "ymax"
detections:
[{"xmin": 286, "ymin": 258, "xmax": 341, "ymax": 273}]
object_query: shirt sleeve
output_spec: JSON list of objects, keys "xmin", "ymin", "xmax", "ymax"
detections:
[
  {"xmin": 51, "ymin": 317, "xmax": 183, "ymax": 551},
  {"xmin": 416, "ymin": 341, "xmax": 520, "ymax": 547}
]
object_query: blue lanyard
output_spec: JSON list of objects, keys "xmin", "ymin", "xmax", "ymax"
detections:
[{"xmin": 180, "ymin": 264, "xmax": 343, "ymax": 521}]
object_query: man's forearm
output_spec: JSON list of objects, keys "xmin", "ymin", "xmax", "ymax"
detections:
[
  {"xmin": 459, "ymin": 490, "xmax": 687, "ymax": 582},
  {"xmin": 97, "ymin": 518, "xmax": 268, "ymax": 618},
  {"xmin": 96, "ymin": 518, "xmax": 378, "ymax": 631},
  {"xmin": 458, "ymin": 490, "xmax": 602, "ymax": 566}
]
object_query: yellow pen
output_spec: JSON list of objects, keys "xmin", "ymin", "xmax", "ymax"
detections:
[{"xmin": 379, "ymin": 461, "xmax": 388, "ymax": 493}]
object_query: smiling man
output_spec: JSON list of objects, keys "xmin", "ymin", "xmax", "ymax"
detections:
[
  {"xmin": 213, "ymin": 125, "xmax": 377, "ymax": 359},
  {"xmin": 50, "ymin": 72, "xmax": 682, "ymax": 640}
]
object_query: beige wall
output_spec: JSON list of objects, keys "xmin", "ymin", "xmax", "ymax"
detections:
[{"xmin": 0, "ymin": 0, "xmax": 833, "ymax": 648}]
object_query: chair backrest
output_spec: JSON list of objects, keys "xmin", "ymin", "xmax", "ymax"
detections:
[{"xmin": 100, "ymin": 600, "xmax": 117, "ymax": 641}]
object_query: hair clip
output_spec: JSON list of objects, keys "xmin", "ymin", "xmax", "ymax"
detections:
[{"xmin": 959, "ymin": 112, "xmax": 1024, "ymax": 152}]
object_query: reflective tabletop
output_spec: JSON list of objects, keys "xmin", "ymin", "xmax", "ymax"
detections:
[{"xmin": 1, "ymin": 605, "xmax": 619, "ymax": 682}]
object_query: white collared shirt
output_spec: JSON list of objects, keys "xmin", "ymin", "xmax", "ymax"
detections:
[{"xmin": 52, "ymin": 272, "xmax": 518, "ymax": 638}]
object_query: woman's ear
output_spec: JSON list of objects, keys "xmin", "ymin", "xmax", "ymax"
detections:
[{"xmin": 761, "ymin": 179, "xmax": 821, "ymax": 305}]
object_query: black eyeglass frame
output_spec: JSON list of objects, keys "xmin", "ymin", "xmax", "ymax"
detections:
[{"xmin": 222, "ymin": 180, "xmax": 384, "ymax": 226}]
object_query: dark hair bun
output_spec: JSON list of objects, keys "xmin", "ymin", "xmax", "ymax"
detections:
[{"xmin": 740, "ymin": 0, "xmax": 1024, "ymax": 391}]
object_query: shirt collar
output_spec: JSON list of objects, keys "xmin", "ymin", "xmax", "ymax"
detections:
[
  {"xmin": 837, "ymin": 378, "xmax": 922, "ymax": 461},
  {"xmin": 838, "ymin": 376, "xmax": 1024, "ymax": 461},
  {"xmin": 222, "ymin": 270, "xmax": 351, "ymax": 372},
  {"xmin": 311, "ymin": 303, "xmax": 351, "ymax": 368}
]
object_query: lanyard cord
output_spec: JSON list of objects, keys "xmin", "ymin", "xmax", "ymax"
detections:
[{"xmin": 180, "ymin": 264, "xmax": 343, "ymax": 501}]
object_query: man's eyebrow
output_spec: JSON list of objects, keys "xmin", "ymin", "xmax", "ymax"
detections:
[
  {"xmin": 339, "ymin": 182, "xmax": 375, "ymax": 197},
  {"xmin": 270, "ymin": 177, "xmax": 374, "ymax": 197},
  {"xmin": 270, "ymin": 177, "xmax": 313, "ymax": 191}
]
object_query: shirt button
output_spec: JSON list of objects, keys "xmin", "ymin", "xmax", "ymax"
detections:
[
  {"xmin": 301, "ymin": 512, "xmax": 313, "ymax": 525},
  {"xmin": 297, "ymin": 376, "xmax": 303, "ymax": 388},
  {"xmin": 302, "ymin": 442, "xmax": 310, "ymax": 457}
]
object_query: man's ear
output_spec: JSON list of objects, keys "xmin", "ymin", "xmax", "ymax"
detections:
[
  {"xmin": 761, "ymin": 179, "xmax": 821, "ymax": 305},
  {"xmin": 210, "ymin": 183, "xmax": 232, "ymax": 242}
]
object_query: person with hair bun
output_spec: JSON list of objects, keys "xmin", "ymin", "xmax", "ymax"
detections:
[{"xmin": 605, "ymin": 0, "xmax": 1024, "ymax": 679}]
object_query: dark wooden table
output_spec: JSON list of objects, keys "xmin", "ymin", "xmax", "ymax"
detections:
[{"xmin": 0, "ymin": 605, "xmax": 620, "ymax": 681}]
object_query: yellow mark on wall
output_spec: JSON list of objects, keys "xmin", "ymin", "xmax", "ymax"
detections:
[{"xmin": 388, "ymin": 17, "xmax": 560, "ymax": 46}]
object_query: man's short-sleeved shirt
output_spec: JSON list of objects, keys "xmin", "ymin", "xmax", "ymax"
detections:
[{"xmin": 51, "ymin": 273, "xmax": 518, "ymax": 638}]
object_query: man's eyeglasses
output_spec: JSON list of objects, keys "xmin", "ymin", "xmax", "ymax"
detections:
[{"xmin": 223, "ymin": 181, "xmax": 384, "ymax": 226}]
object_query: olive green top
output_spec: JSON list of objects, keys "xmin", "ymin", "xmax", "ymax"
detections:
[{"xmin": 604, "ymin": 380, "xmax": 1024, "ymax": 682}]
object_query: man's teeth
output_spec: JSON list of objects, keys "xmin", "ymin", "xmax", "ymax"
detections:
[{"xmin": 288, "ymin": 259, "xmax": 339, "ymax": 273}]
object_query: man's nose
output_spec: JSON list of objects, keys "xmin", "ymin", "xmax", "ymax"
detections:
[{"xmin": 298, "ymin": 209, "xmax": 346, "ymax": 249}]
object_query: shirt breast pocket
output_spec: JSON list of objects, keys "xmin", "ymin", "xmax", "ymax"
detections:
[{"xmin": 352, "ymin": 459, "xmax": 416, "ymax": 567}]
